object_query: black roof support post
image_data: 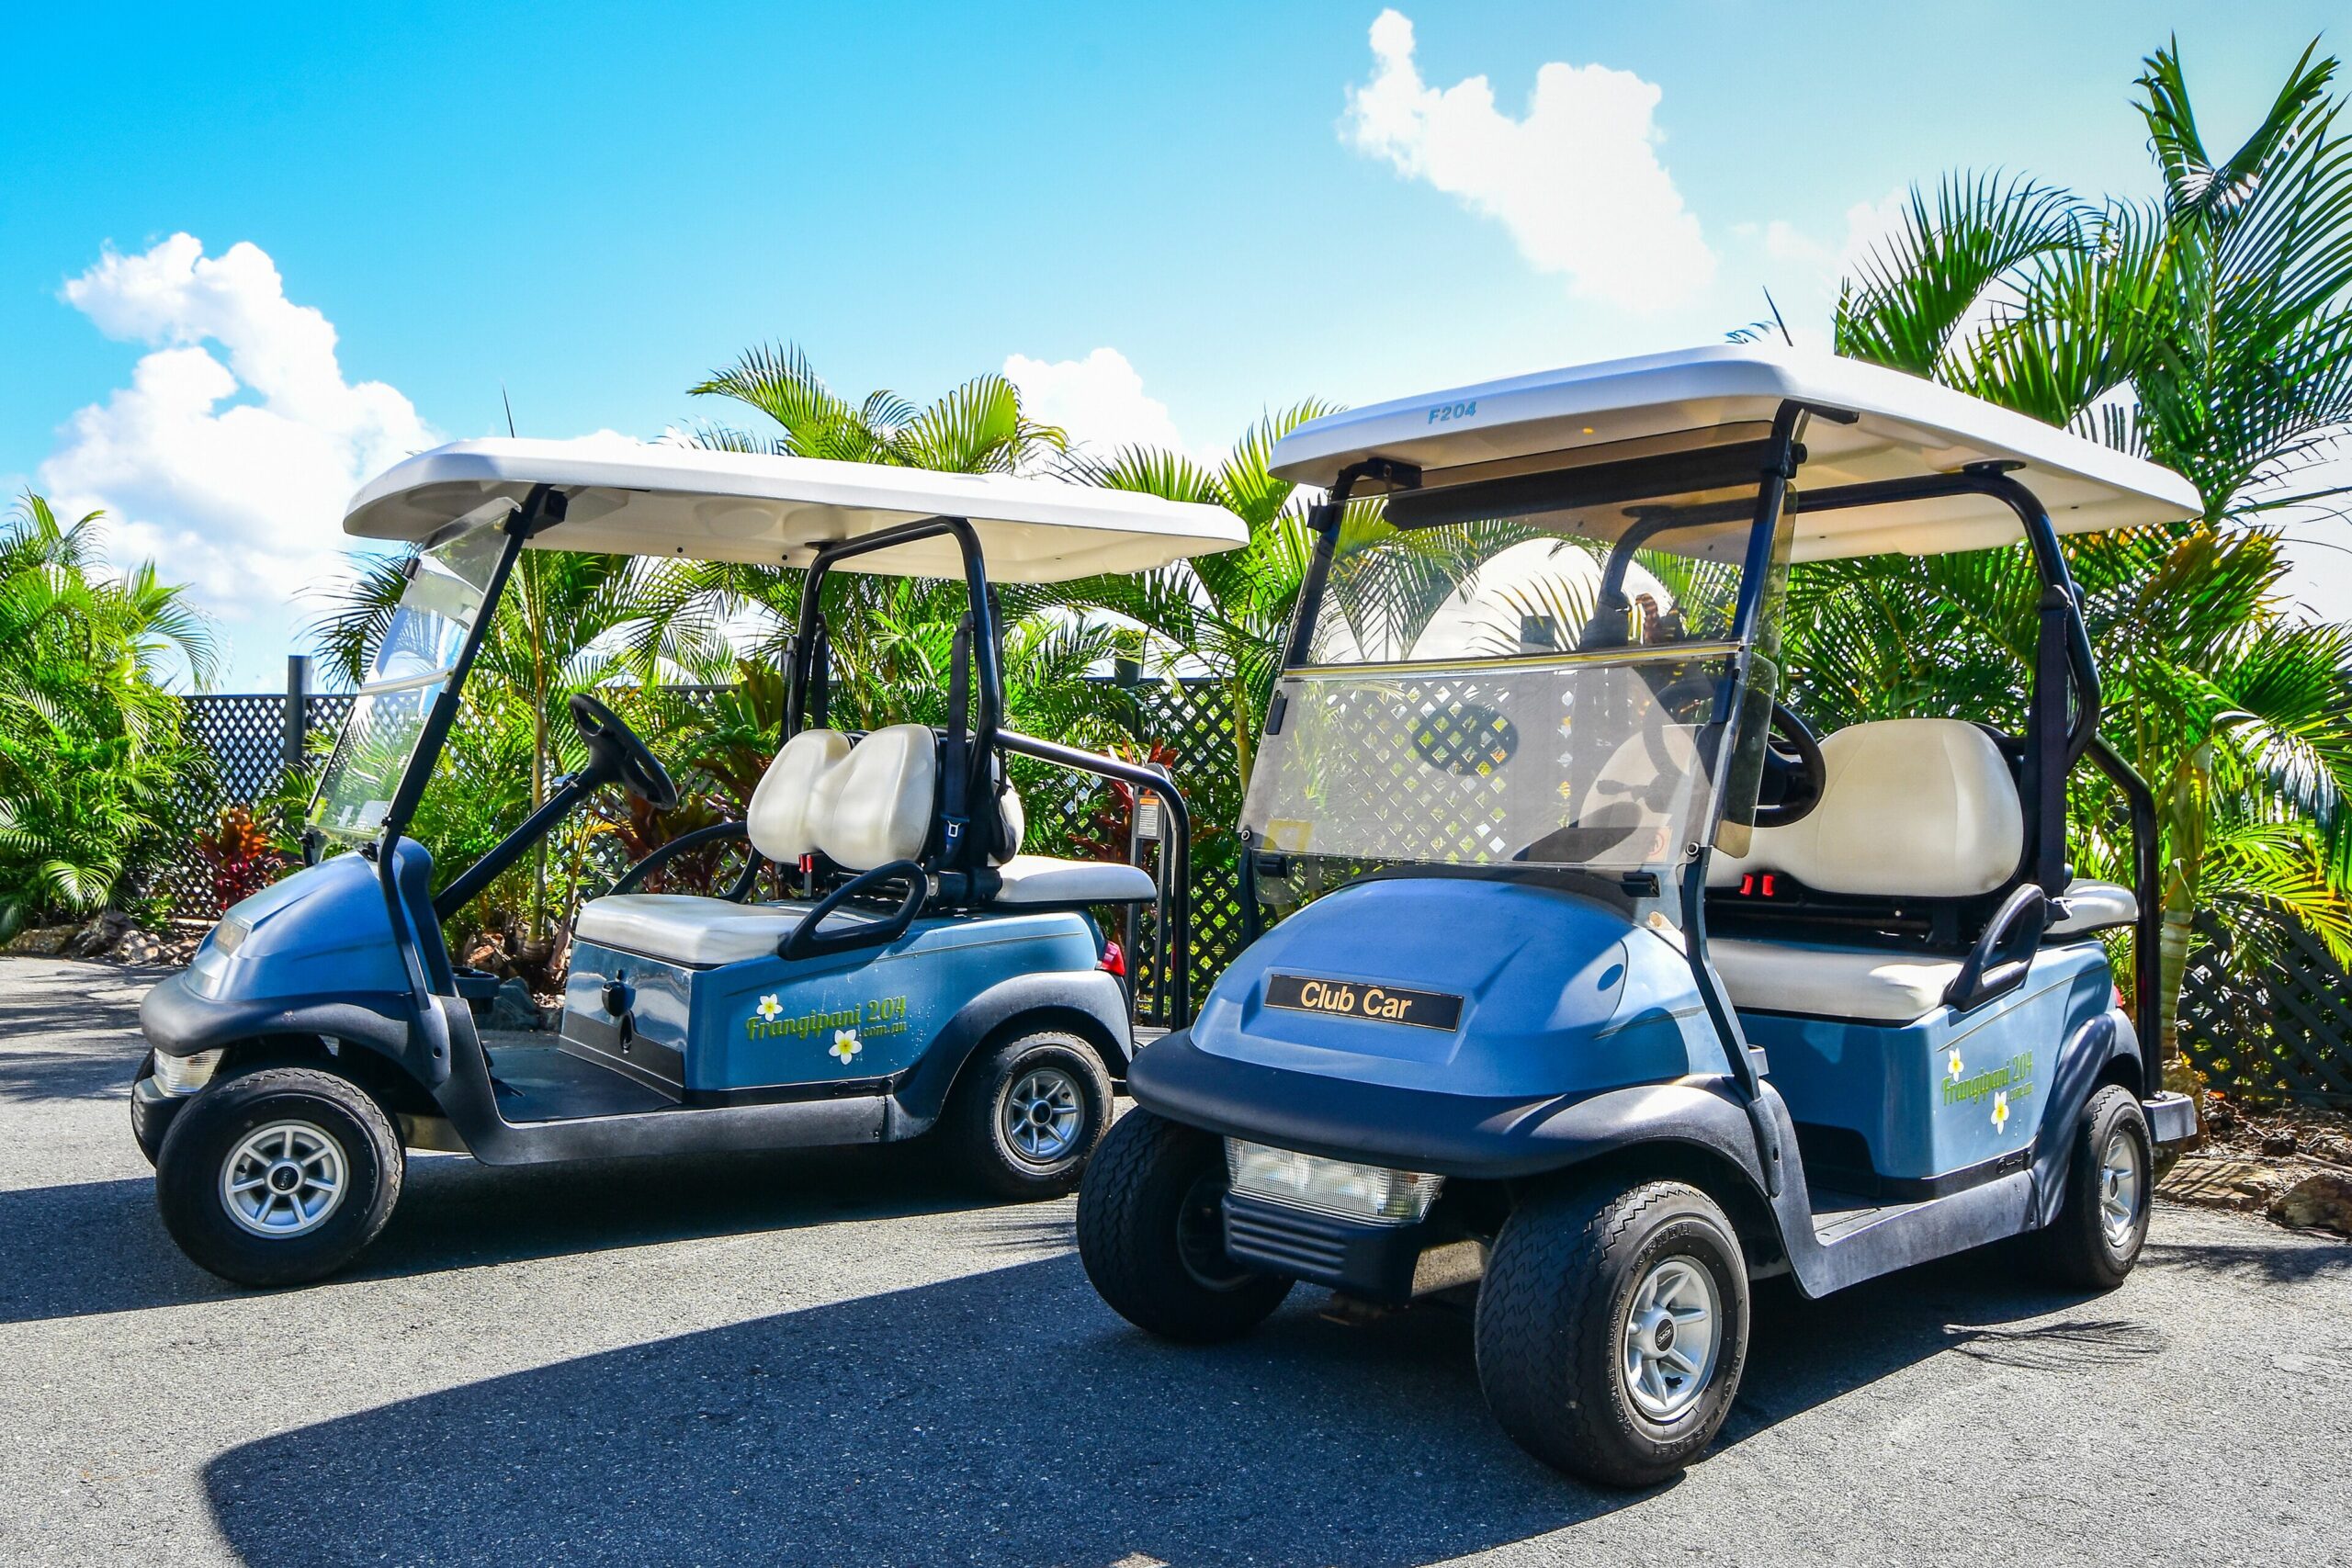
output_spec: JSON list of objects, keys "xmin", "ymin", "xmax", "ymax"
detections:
[
  {"xmin": 1788, "ymin": 467, "xmax": 2106, "ymax": 904},
  {"xmin": 372, "ymin": 484, "xmax": 556, "ymax": 1070},
  {"xmin": 1679, "ymin": 399, "xmax": 1811, "ymax": 1201}
]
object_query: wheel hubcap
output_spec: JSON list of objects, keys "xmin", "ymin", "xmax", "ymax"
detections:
[
  {"xmin": 1001, "ymin": 1067, "xmax": 1083, "ymax": 1164},
  {"xmin": 1620, "ymin": 1257, "xmax": 1721, "ymax": 1423},
  {"xmin": 2098, "ymin": 1128, "xmax": 2143, "ymax": 1251},
  {"xmin": 221, "ymin": 1120, "xmax": 347, "ymax": 1239}
]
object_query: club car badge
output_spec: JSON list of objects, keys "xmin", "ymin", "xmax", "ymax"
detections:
[{"xmin": 1263, "ymin": 972, "xmax": 1464, "ymax": 1031}]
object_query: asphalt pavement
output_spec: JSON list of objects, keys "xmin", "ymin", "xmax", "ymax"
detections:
[{"xmin": 2, "ymin": 954, "xmax": 2346, "ymax": 1567}]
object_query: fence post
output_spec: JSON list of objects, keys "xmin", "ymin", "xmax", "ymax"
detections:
[{"xmin": 281, "ymin": 655, "xmax": 311, "ymax": 784}]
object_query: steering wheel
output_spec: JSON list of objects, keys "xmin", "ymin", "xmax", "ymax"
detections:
[
  {"xmin": 567, "ymin": 694, "xmax": 680, "ymax": 811},
  {"xmin": 1752, "ymin": 701, "xmax": 1826, "ymax": 829}
]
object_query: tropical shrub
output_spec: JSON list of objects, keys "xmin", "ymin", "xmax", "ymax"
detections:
[
  {"xmin": 0, "ymin": 494, "xmax": 213, "ymax": 938},
  {"xmin": 189, "ymin": 806, "xmax": 288, "ymax": 912}
]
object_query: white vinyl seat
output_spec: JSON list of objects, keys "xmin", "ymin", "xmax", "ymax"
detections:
[
  {"xmin": 993, "ymin": 853, "xmax": 1157, "ymax": 905},
  {"xmin": 1703, "ymin": 718, "xmax": 2028, "ymax": 1021},
  {"xmin": 574, "ymin": 723, "xmax": 935, "ymax": 965},
  {"xmin": 573, "ymin": 725, "xmax": 1158, "ymax": 964},
  {"xmin": 2051, "ymin": 878, "xmax": 2137, "ymax": 935},
  {"xmin": 1706, "ymin": 939, "xmax": 1965, "ymax": 1024},
  {"xmin": 573, "ymin": 893, "xmax": 826, "ymax": 968}
]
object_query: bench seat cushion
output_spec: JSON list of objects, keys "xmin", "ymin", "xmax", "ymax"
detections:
[
  {"xmin": 573, "ymin": 894, "xmax": 827, "ymax": 967},
  {"xmin": 1708, "ymin": 936, "xmax": 1962, "ymax": 1024}
]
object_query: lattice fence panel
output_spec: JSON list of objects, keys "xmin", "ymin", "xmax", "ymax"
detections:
[
  {"xmin": 147, "ymin": 691, "xmax": 356, "ymax": 919},
  {"xmin": 167, "ymin": 672, "xmax": 2352, "ymax": 1084},
  {"xmin": 2178, "ymin": 909, "xmax": 2352, "ymax": 1107}
]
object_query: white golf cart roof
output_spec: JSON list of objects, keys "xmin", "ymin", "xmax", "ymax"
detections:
[
  {"xmin": 345, "ymin": 438, "xmax": 1247, "ymax": 581},
  {"xmin": 1270, "ymin": 345, "xmax": 2201, "ymax": 560}
]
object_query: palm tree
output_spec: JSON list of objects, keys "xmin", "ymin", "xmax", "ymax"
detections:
[
  {"xmin": 1802, "ymin": 37, "xmax": 2352, "ymax": 1068},
  {"xmin": 0, "ymin": 493, "xmax": 215, "ymax": 931},
  {"xmin": 650, "ymin": 344, "xmax": 1137, "ymax": 839},
  {"xmin": 689, "ymin": 343, "xmax": 1067, "ymax": 472}
]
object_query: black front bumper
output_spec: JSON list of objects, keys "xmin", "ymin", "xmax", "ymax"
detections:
[
  {"xmin": 1129, "ymin": 1027, "xmax": 1768, "ymax": 1186},
  {"xmin": 130, "ymin": 1065, "xmax": 187, "ymax": 1153},
  {"xmin": 1222, "ymin": 1192, "xmax": 1453, "ymax": 1303}
]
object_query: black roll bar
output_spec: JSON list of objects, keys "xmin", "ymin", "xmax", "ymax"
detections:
[
  {"xmin": 2084, "ymin": 736, "xmax": 2165, "ymax": 1055},
  {"xmin": 1789, "ymin": 466, "xmax": 2099, "ymax": 894},
  {"xmin": 997, "ymin": 727, "xmax": 1194, "ymax": 1028},
  {"xmin": 784, "ymin": 515, "xmax": 1002, "ymax": 750}
]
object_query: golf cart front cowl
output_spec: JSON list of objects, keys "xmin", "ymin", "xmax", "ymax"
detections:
[
  {"xmin": 141, "ymin": 846, "xmax": 438, "ymax": 1070},
  {"xmin": 1127, "ymin": 875, "xmax": 1759, "ymax": 1179}
]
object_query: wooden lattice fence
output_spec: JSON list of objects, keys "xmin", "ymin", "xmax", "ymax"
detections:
[
  {"xmin": 2177, "ymin": 909, "xmax": 2352, "ymax": 1107},
  {"xmin": 159, "ymin": 677, "xmax": 2352, "ymax": 1104}
]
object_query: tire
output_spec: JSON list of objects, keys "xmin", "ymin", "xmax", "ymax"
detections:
[
  {"xmin": 943, "ymin": 1029, "xmax": 1114, "ymax": 1200},
  {"xmin": 1076, "ymin": 1109, "xmax": 1293, "ymax": 1342},
  {"xmin": 154, "ymin": 1066, "xmax": 404, "ymax": 1288},
  {"xmin": 1476, "ymin": 1179, "xmax": 1749, "ymax": 1488},
  {"xmin": 2029, "ymin": 1085, "xmax": 2152, "ymax": 1290},
  {"xmin": 130, "ymin": 1051, "xmax": 166, "ymax": 1167}
]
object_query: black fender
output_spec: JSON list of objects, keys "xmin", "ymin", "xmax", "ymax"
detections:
[
  {"xmin": 1126, "ymin": 1027, "xmax": 1773, "ymax": 1189},
  {"xmin": 2026, "ymin": 1006, "xmax": 2140, "ymax": 1228},
  {"xmin": 140, "ymin": 967, "xmax": 420, "ymax": 1074},
  {"xmin": 888, "ymin": 969, "xmax": 1133, "ymax": 1132},
  {"xmin": 135, "ymin": 969, "xmax": 440, "ymax": 1149}
]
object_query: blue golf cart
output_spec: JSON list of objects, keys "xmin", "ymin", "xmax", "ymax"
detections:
[
  {"xmin": 133, "ymin": 441, "xmax": 1240, "ymax": 1286},
  {"xmin": 1075, "ymin": 346, "xmax": 2200, "ymax": 1486}
]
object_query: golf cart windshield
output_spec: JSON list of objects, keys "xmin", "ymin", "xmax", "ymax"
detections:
[
  {"xmin": 311, "ymin": 504, "xmax": 512, "ymax": 841},
  {"xmin": 1243, "ymin": 469, "xmax": 1790, "ymax": 878}
]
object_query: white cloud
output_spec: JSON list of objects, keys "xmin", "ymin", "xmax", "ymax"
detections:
[
  {"xmin": 1749, "ymin": 189, "xmax": 1912, "ymax": 288},
  {"xmin": 1341, "ymin": 8, "xmax": 1713, "ymax": 311},
  {"xmin": 1002, "ymin": 346, "xmax": 1188, "ymax": 460},
  {"xmin": 39, "ymin": 234, "xmax": 435, "ymax": 638}
]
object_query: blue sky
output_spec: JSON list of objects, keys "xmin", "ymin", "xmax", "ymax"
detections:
[{"xmin": 5, "ymin": 0, "xmax": 2343, "ymax": 688}]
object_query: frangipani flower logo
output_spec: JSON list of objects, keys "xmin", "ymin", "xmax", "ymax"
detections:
[
  {"xmin": 1990, "ymin": 1089, "xmax": 2009, "ymax": 1132},
  {"xmin": 1947, "ymin": 1050, "xmax": 1964, "ymax": 1082},
  {"xmin": 830, "ymin": 1028, "xmax": 862, "ymax": 1065},
  {"xmin": 756, "ymin": 995, "xmax": 782, "ymax": 1021}
]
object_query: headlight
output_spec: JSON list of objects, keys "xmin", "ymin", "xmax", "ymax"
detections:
[
  {"xmin": 152, "ymin": 1049, "xmax": 223, "ymax": 1095},
  {"xmin": 211, "ymin": 917, "xmax": 251, "ymax": 956},
  {"xmin": 1226, "ymin": 1139, "xmax": 1444, "ymax": 1225}
]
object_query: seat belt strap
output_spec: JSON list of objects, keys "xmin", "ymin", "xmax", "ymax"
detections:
[{"xmin": 940, "ymin": 617, "xmax": 971, "ymax": 869}]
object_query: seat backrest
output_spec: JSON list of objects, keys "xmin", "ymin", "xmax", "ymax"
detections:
[
  {"xmin": 746, "ymin": 724, "xmax": 940, "ymax": 871},
  {"xmin": 812, "ymin": 723, "xmax": 938, "ymax": 870},
  {"xmin": 1709, "ymin": 718, "xmax": 2022, "ymax": 898},
  {"xmin": 746, "ymin": 728, "xmax": 851, "ymax": 863},
  {"xmin": 992, "ymin": 777, "xmax": 1026, "ymax": 866}
]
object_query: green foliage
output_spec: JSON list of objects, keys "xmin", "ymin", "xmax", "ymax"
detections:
[
  {"xmin": 689, "ymin": 343, "xmax": 1067, "ymax": 473},
  {"xmin": 0, "ymin": 493, "xmax": 214, "ymax": 934},
  {"xmin": 664, "ymin": 346, "xmax": 1144, "ymax": 850},
  {"xmin": 1803, "ymin": 35, "xmax": 2352, "ymax": 1056},
  {"xmin": 312, "ymin": 533, "xmax": 729, "ymax": 947}
]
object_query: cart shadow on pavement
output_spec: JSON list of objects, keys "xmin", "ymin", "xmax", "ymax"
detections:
[
  {"xmin": 0, "ymin": 1145, "xmax": 1006, "ymax": 1327},
  {"xmin": 197, "ymin": 1239, "xmax": 2173, "ymax": 1568},
  {"xmin": 2139, "ymin": 1231, "xmax": 2352, "ymax": 1285}
]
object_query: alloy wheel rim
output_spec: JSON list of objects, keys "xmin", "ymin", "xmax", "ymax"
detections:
[
  {"xmin": 1619, "ymin": 1257, "xmax": 1722, "ymax": 1423},
  {"xmin": 2098, "ymin": 1128, "xmax": 2143, "ymax": 1251},
  {"xmin": 220, "ymin": 1119, "xmax": 347, "ymax": 1239},
  {"xmin": 1001, "ymin": 1066, "xmax": 1084, "ymax": 1164}
]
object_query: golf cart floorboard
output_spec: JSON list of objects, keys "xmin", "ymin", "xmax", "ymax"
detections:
[
  {"xmin": 486, "ymin": 1042, "xmax": 681, "ymax": 1122},
  {"xmin": 1805, "ymin": 1190, "xmax": 1931, "ymax": 1246}
]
